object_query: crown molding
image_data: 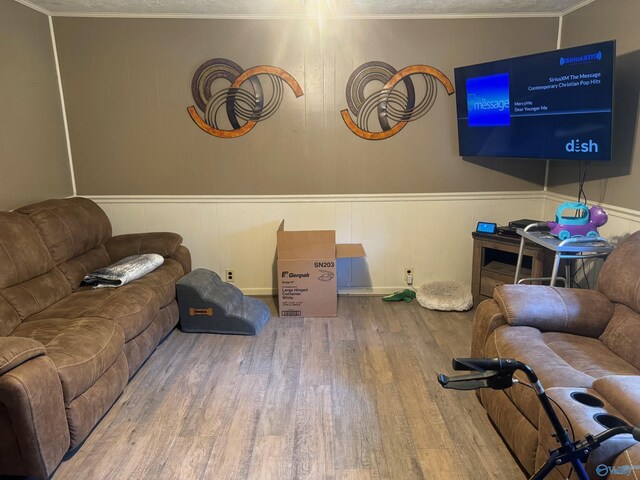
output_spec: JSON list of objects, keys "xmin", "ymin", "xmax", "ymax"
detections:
[
  {"xmin": 12, "ymin": 0, "xmax": 51, "ymax": 15},
  {"xmin": 46, "ymin": 11, "xmax": 564, "ymax": 19},
  {"xmin": 13, "ymin": 0, "xmax": 598, "ymax": 20},
  {"xmin": 559, "ymin": 0, "xmax": 596, "ymax": 17}
]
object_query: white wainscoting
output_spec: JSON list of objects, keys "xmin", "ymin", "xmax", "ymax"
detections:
[{"xmin": 92, "ymin": 192, "xmax": 545, "ymax": 295}]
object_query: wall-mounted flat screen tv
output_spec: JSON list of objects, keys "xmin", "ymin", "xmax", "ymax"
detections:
[{"xmin": 455, "ymin": 40, "xmax": 615, "ymax": 161}]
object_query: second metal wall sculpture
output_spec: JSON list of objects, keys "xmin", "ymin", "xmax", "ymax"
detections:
[
  {"xmin": 341, "ymin": 61, "xmax": 454, "ymax": 140},
  {"xmin": 187, "ymin": 58, "xmax": 304, "ymax": 138}
]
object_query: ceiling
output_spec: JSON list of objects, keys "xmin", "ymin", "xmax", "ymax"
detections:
[{"xmin": 18, "ymin": 0, "xmax": 594, "ymax": 17}]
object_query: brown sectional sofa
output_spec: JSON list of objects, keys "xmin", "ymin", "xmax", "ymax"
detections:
[
  {"xmin": 0, "ymin": 197, "xmax": 191, "ymax": 478},
  {"xmin": 472, "ymin": 230, "xmax": 640, "ymax": 479}
]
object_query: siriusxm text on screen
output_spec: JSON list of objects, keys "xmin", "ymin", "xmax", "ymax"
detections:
[{"xmin": 454, "ymin": 41, "xmax": 615, "ymax": 160}]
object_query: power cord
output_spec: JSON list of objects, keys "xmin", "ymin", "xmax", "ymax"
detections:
[
  {"xmin": 573, "ymin": 160, "xmax": 594, "ymax": 292},
  {"xmin": 577, "ymin": 160, "xmax": 591, "ymax": 205}
]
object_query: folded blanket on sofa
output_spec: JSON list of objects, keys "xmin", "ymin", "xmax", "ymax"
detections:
[{"xmin": 84, "ymin": 254, "xmax": 164, "ymax": 288}]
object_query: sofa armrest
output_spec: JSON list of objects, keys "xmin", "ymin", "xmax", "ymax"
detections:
[
  {"xmin": 169, "ymin": 244, "xmax": 191, "ymax": 275},
  {"xmin": 0, "ymin": 355, "xmax": 69, "ymax": 478},
  {"xmin": 0, "ymin": 337, "xmax": 46, "ymax": 376},
  {"xmin": 593, "ymin": 376, "xmax": 640, "ymax": 426},
  {"xmin": 493, "ymin": 284, "xmax": 615, "ymax": 337},
  {"xmin": 471, "ymin": 299, "xmax": 508, "ymax": 358},
  {"xmin": 105, "ymin": 232, "xmax": 183, "ymax": 262}
]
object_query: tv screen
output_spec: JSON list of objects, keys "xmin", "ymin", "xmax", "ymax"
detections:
[{"xmin": 455, "ymin": 40, "xmax": 615, "ymax": 161}]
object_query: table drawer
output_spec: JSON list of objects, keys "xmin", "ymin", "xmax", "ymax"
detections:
[{"xmin": 480, "ymin": 271, "xmax": 513, "ymax": 297}]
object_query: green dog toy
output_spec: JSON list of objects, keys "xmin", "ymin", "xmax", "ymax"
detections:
[{"xmin": 382, "ymin": 289, "xmax": 416, "ymax": 302}]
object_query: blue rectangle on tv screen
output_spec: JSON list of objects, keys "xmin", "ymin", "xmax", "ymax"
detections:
[
  {"xmin": 455, "ymin": 40, "xmax": 616, "ymax": 160},
  {"xmin": 467, "ymin": 73, "xmax": 511, "ymax": 127}
]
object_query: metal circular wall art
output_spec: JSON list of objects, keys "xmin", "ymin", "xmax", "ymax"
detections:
[
  {"xmin": 187, "ymin": 58, "xmax": 304, "ymax": 138},
  {"xmin": 341, "ymin": 62, "xmax": 455, "ymax": 140}
]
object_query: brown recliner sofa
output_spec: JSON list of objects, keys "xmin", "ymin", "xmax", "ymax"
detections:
[
  {"xmin": 472, "ymin": 230, "xmax": 640, "ymax": 479},
  {"xmin": 0, "ymin": 197, "xmax": 191, "ymax": 478}
]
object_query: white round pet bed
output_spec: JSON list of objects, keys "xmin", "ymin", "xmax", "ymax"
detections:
[{"xmin": 416, "ymin": 281, "xmax": 473, "ymax": 311}]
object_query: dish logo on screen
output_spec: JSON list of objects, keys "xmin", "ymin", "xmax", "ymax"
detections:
[
  {"xmin": 566, "ymin": 139, "xmax": 599, "ymax": 153},
  {"xmin": 466, "ymin": 73, "xmax": 510, "ymax": 127}
]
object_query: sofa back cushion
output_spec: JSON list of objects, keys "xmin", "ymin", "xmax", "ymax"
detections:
[
  {"xmin": 0, "ymin": 212, "xmax": 71, "ymax": 335},
  {"xmin": 0, "ymin": 296, "xmax": 21, "ymax": 337},
  {"xmin": 16, "ymin": 197, "xmax": 112, "ymax": 264},
  {"xmin": 57, "ymin": 246, "xmax": 112, "ymax": 291},
  {"xmin": 16, "ymin": 198, "xmax": 113, "ymax": 290},
  {"xmin": 599, "ymin": 303, "xmax": 640, "ymax": 369},
  {"xmin": 2, "ymin": 269, "xmax": 71, "ymax": 323},
  {"xmin": 597, "ymin": 230, "xmax": 640, "ymax": 313},
  {"xmin": 0, "ymin": 212, "xmax": 54, "ymax": 288}
]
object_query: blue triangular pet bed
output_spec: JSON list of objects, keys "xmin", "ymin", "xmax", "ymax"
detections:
[{"xmin": 176, "ymin": 269, "xmax": 270, "ymax": 335}]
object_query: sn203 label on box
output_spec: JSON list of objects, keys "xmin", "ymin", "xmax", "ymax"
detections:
[{"xmin": 314, "ymin": 261, "xmax": 334, "ymax": 268}]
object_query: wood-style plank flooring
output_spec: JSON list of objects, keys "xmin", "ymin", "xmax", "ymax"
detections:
[{"xmin": 52, "ymin": 296, "xmax": 525, "ymax": 479}]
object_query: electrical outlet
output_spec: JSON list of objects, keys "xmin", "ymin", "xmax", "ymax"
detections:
[
  {"xmin": 405, "ymin": 267, "xmax": 414, "ymax": 286},
  {"xmin": 225, "ymin": 270, "xmax": 235, "ymax": 283}
]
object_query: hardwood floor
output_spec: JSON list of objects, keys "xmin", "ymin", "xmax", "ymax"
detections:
[{"xmin": 52, "ymin": 296, "xmax": 525, "ymax": 479}]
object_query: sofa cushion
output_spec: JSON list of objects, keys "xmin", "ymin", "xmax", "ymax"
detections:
[
  {"xmin": 0, "ymin": 212, "xmax": 67, "ymax": 335},
  {"xmin": 11, "ymin": 317, "xmax": 124, "ymax": 402},
  {"xmin": 543, "ymin": 331, "xmax": 639, "ymax": 378},
  {"xmin": 27, "ymin": 284, "xmax": 159, "ymax": 343},
  {"xmin": 0, "ymin": 212, "xmax": 54, "ymax": 289},
  {"xmin": 105, "ymin": 232, "xmax": 183, "ymax": 262},
  {"xmin": 485, "ymin": 325, "xmax": 639, "ymax": 428},
  {"xmin": 57, "ymin": 245, "xmax": 112, "ymax": 291},
  {"xmin": 597, "ymin": 230, "xmax": 640, "ymax": 312},
  {"xmin": 1, "ymin": 269, "xmax": 71, "ymax": 322},
  {"xmin": 16, "ymin": 197, "xmax": 112, "ymax": 264},
  {"xmin": 0, "ymin": 296, "xmax": 21, "ymax": 338},
  {"xmin": 600, "ymin": 304, "xmax": 640, "ymax": 369},
  {"xmin": 129, "ymin": 258, "xmax": 184, "ymax": 307}
]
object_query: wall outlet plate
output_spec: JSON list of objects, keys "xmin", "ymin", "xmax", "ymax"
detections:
[{"xmin": 405, "ymin": 268, "xmax": 414, "ymax": 285}]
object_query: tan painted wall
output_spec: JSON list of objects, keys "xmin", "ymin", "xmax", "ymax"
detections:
[
  {"xmin": 548, "ymin": 0, "xmax": 640, "ymax": 210},
  {"xmin": 0, "ymin": 1, "xmax": 72, "ymax": 211},
  {"xmin": 53, "ymin": 16, "xmax": 557, "ymax": 196}
]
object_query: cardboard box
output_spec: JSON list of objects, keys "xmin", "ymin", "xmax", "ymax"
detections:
[{"xmin": 277, "ymin": 224, "xmax": 365, "ymax": 317}]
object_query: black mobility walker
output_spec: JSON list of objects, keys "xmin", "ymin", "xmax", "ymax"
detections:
[{"xmin": 438, "ymin": 358, "xmax": 640, "ymax": 480}]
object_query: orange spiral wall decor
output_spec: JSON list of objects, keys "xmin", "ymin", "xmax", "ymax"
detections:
[
  {"xmin": 341, "ymin": 62, "xmax": 455, "ymax": 140},
  {"xmin": 188, "ymin": 58, "xmax": 304, "ymax": 139}
]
